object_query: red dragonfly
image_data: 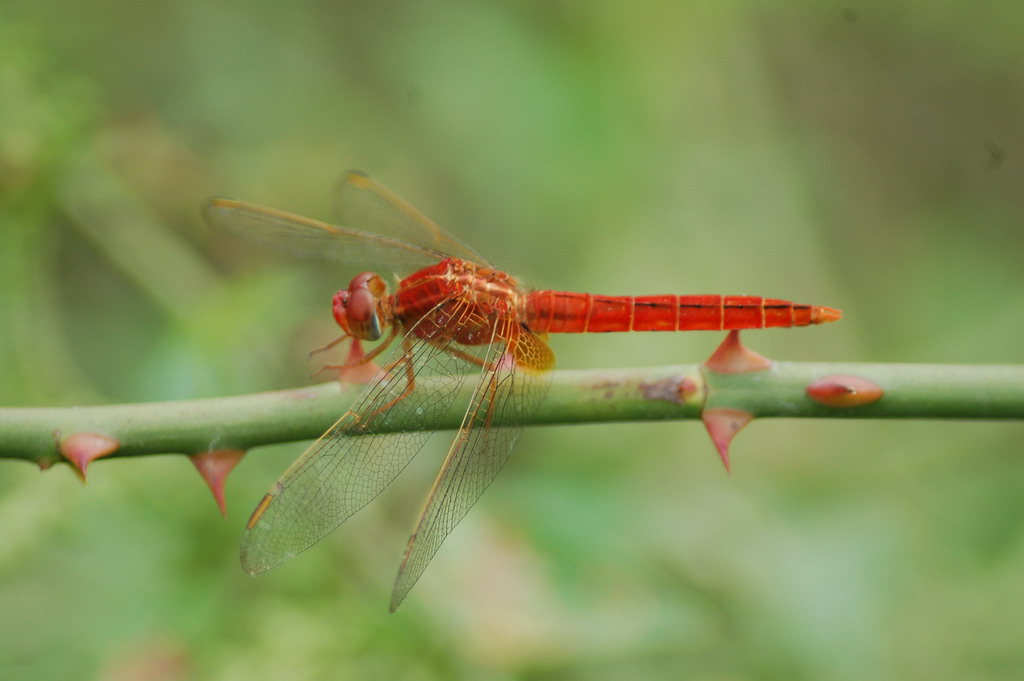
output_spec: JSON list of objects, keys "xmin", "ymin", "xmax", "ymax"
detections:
[{"xmin": 204, "ymin": 171, "xmax": 841, "ymax": 610}]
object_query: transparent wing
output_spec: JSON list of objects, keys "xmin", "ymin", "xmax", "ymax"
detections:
[
  {"xmin": 203, "ymin": 198, "xmax": 446, "ymax": 275},
  {"xmin": 389, "ymin": 324, "xmax": 555, "ymax": 611},
  {"xmin": 333, "ymin": 171, "xmax": 491, "ymax": 267},
  {"xmin": 240, "ymin": 299, "xmax": 490, "ymax": 574}
]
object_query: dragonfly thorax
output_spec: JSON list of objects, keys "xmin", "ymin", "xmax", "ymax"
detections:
[{"xmin": 333, "ymin": 271, "xmax": 389, "ymax": 341}]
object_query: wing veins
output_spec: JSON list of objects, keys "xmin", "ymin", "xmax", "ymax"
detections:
[
  {"xmin": 240, "ymin": 297, "xmax": 488, "ymax": 574},
  {"xmin": 389, "ymin": 325, "xmax": 552, "ymax": 610}
]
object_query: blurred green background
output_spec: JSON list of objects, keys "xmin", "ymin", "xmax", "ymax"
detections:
[{"xmin": 2, "ymin": 1, "xmax": 1023, "ymax": 679}]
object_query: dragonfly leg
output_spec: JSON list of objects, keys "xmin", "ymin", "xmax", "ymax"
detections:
[
  {"xmin": 441, "ymin": 323, "xmax": 521, "ymax": 373},
  {"xmin": 369, "ymin": 336, "xmax": 420, "ymax": 417},
  {"xmin": 349, "ymin": 325, "xmax": 400, "ymax": 365},
  {"xmin": 307, "ymin": 333, "xmax": 350, "ymax": 359},
  {"xmin": 311, "ymin": 326, "xmax": 400, "ymax": 381}
]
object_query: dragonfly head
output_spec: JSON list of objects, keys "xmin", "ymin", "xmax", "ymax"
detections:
[{"xmin": 333, "ymin": 272, "xmax": 388, "ymax": 341}]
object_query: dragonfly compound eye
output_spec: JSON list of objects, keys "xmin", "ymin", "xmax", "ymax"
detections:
[
  {"xmin": 342, "ymin": 273, "xmax": 385, "ymax": 341},
  {"xmin": 332, "ymin": 289, "xmax": 352, "ymax": 334}
]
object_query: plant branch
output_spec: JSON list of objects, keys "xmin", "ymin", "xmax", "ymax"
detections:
[{"xmin": 2, "ymin": 361, "xmax": 1023, "ymax": 467}]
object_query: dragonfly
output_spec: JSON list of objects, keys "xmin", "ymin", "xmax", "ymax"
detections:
[{"xmin": 203, "ymin": 171, "xmax": 841, "ymax": 611}]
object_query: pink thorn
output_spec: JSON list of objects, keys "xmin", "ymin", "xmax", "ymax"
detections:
[
  {"xmin": 336, "ymin": 338, "xmax": 381, "ymax": 384},
  {"xmin": 60, "ymin": 432, "xmax": 120, "ymax": 481},
  {"xmin": 704, "ymin": 330, "xmax": 772, "ymax": 374},
  {"xmin": 190, "ymin": 449, "xmax": 246, "ymax": 519},
  {"xmin": 806, "ymin": 373, "xmax": 884, "ymax": 408},
  {"xmin": 702, "ymin": 407, "xmax": 755, "ymax": 473}
]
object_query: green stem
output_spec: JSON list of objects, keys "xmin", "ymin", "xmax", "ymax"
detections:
[
  {"xmin": 705, "ymin": 362, "xmax": 1024, "ymax": 419},
  {"xmin": 2, "ymin": 362, "xmax": 1022, "ymax": 467}
]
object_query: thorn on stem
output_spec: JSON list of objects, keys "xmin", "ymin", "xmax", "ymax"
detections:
[
  {"xmin": 702, "ymin": 407, "xmax": 754, "ymax": 473},
  {"xmin": 190, "ymin": 449, "xmax": 246, "ymax": 519},
  {"xmin": 315, "ymin": 338, "xmax": 381, "ymax": 384},
  {"xmin": 806, "ymin": 374, "xmax": 883, "ymax": 408},
  {"xmin": 705, "ymin": 330, "xmax": 772, "ymax": 374},
  {"xmin": 59, "ymin": 432, "xmax": 120, "ymax": 481}
]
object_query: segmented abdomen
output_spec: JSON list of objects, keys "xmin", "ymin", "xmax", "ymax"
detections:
[{"xmin": 525, "ymin": 291, "xmax": 841, "ymax": 333}]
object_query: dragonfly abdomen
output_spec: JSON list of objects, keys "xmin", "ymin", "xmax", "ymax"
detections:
[{"xmin": 526, "ymin": 291, "xmax": 841, "ymax": 333}]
